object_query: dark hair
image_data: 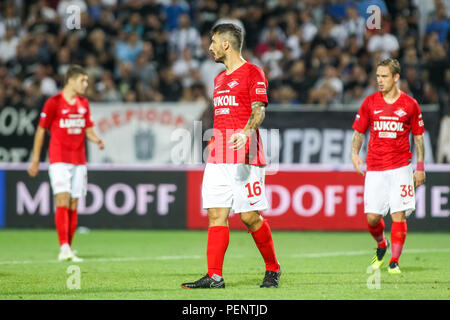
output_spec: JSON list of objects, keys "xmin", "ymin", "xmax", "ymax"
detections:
[
  {"xmin": 376, "ymin": 58, "xmax": 401, "ymax": 76},
  {"xmin": 65, "ymin": 65, "xmax": 87, "ymax": 84},
  {"xmin": 211, "ymin": 23, "xmax": 243, "ymax": 52}
]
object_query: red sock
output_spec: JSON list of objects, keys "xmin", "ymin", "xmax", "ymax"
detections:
[
  {"xmin": 368, "ymin": 219, "xmax": 387, "ymax": 248},
  {"xmin": 390, "ymin": 221, "xmax": 407, "ymax": 264},
  {"xmin": 207, "ymin": 226, "xmax": 229, "ymax": 278},
  {"xmin": 250, "ymin": 219, "xmax": 280, "ymax": 272},
  {"xmin": 55, "ymin": 206, "xmax": 69, "ymax": 246},
  {"xmin": 68, "ymin": 209, "xmax": 78, "ymax": 246}
]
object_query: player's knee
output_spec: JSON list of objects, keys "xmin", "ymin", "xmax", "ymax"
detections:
[
  {"xmin": 240, "ymin": 212, "xmax": 261, "ymax": 227},
  {"xmin": 55, "ymin": 192, "xmax": 70, "ymax": 208},
  {"xmin": 367, "ymin": 214, "xmax": 381, "ymax": 226},
  {"xmin": 207, "ymin": 209, "xmax": 228, "ymax": 225}
]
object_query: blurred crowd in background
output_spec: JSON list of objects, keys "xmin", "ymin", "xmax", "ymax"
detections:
[{"xmin": 0, "ymin": 0, "xmax": 449, "ymax": 113}]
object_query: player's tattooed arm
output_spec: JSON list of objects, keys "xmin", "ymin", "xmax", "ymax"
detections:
[
  {"xmin": 413, "ymin": 134, "xmax": 425, "ymax": 163},
  {"xmin": 229, "ymin": 101, "xmax": 266, "ymax": 150},
  {"xmin": 413, "ymin": 134, "xmax": 426, "ymax": 186},
  {"xmin": 351, "ymin": 130, "xmax": 365, "ymax": 176},
  {"xmin": 242, "ymin": 101, "xmax": 266, "ymax": 137}
]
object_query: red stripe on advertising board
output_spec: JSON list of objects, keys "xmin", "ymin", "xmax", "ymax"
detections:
[{"xmin": 187, "ymin": 170, "xmax": 367, "ymax": 230}]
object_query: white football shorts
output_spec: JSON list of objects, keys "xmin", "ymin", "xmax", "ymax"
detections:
[
  {"xmin": 48, "ymin": 163, "xmax": 87, "ymax": 198},
  {"xmin": 202, "ymin": 163, "xmax": 269, "ymax": 213},
  {"xmin": 364, "ymin": 164, "xmax": 415, "ymax": 217}
]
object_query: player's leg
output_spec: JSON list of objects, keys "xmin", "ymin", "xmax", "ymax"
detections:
[
  {"xmin": 206, "ymin": 207, "xmax": 230, "ymax": 279},
  {"xmin": 54, "ymin": 192, "xmax": 72, "ymax": 261},
  {"xmin": 181, "ymin": 164, "xmax": 231, "ymax": 289},
  {"xmin": 388, "ymin": 165, "xmax": 415, "ymax": 274},
  {"xmin": 388, "ymin": 211, "xmax": 407, "ymax": 274},
  {"xmin": 234, "ymin": 164, "xmax": 280, "ymax": 287},
  {"xmin": 181, "ymin": 207, "xmax": 230, "ymax": 289},
  {"xmin": 68, "ymin": 197, "xmax": 78, "ymax": 246},
  {"xmin": 66, "ymin": 165, "xmax": 87, "ymax": 262},
  {"xmin": 49, "ymin": 163, "xmax": 73, "ymax": 261},
  {"xmin": 365, "ymin": 170, "xmax": 390, "ymax": 269},
  {"xmin": 240, "ymin": 210, "xmax": 281, "ymax": 288}
]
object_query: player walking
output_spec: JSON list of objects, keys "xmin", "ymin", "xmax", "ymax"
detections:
[
  {"xmin": 28, "ymin": 65, "xmax": 104, "ymax": 262},
  {"xmin": 181, "ymin": 24, "xmax": 281, "ymax": 289},
  {"xmin": 351, "ymin": 58, "xmax": 426, "ymax": 274}
]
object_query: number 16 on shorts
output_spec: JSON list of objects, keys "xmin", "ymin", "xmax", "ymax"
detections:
[{"xmin": 245, "ymin": 181, "xmax": 262, "ymax": 198}]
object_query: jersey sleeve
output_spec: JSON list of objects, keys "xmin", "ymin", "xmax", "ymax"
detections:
[
  {"xmin": 38, "ymin": 98, "xmax": 57, "ymax": 129},
  {"xmin": 249, "ymin": 67, "xmax": 269, "ymax": 105},
  {"xmin": 410, "ymin": 99, "xmax": 425, "ymax": 135},
  {"xmin": 84, "ymin": 98, "xmax": 94, "ymax": 128},
  {"xmin": 352, "ymin": 96, "xmax": 370, "ymax": 133}
]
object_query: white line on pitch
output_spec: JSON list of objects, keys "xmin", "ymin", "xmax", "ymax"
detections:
[{"xmin": 0, "ymin": 248, "xmax": 449, "ymax": 265}]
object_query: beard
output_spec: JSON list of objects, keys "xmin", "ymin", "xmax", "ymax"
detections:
[{"xmin": 213, "ymin": 52, "xmax": 225, "ymax": 64}]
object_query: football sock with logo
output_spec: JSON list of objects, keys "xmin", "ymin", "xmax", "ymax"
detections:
[
  {"xmin": 250, "ymin": 219, "xmax": 280, "ymax": 272},
  {"xmin": 368, "ymin": 218, "xmax": 387, "ymax": 248},
  {"xmin": 207, "ymin": 226, "xmax": 229, "ymax": 278},
  {"xmin": 55, "ymin": 206, "xmax": 69, "ymax": 246},
  {"xmin": 68, "ymin": 209, "xmax": 78, "ymax": 246},
  {"xmin": 390, "ymin": 221, "xmax": 407, "ymax": 264}
]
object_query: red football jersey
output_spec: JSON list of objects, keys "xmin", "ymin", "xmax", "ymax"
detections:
[
  {"xmin": 38, "ymin": 92, "xmax": 94, "ymax": 165},
  {"xmin": 208, "ymin": 61, "xmax": 268, "ymax": 166},
  {"xmin": 352, "ymin": 91, "xmax": 425, "ymax": 171}
]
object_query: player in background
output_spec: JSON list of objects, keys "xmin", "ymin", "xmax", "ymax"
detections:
[
  {"xmin": 28, "ymin": 65, "xmax": 104, "ymax": 262},
  {"xmin": 351, "ymin": 58, "xmax": 426, "ymax": 274},
  {"xmin": 181, "ymin": 23, "xmax": 281, "ymax": 289}
]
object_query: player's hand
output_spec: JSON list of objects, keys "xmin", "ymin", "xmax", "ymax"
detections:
[
  {"xmin": 97, "ymin": 139, "xmax": 105, "ymax": 150},
  {"xmin": 27, "ymin": 161, "xmax": 39, "ymax": 177},
  {"xmin": 413, "ymin": 170, "xmax": 425, "ymax": 187},
  {"xmin": 352, "ymin": 153, "xmax": 365, "ymax": 176},
  {"xmin": 228, "ymin": 132, "xmax": 248, "ymax": 151}
]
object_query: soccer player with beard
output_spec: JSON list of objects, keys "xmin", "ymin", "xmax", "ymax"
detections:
[
  {"xmin": 28, "ymin": 65, "xmax": 104, "ymax": 262},
  {"xmin": 351, "ymin": 58, "xmax": 426, "ymax": 274},
  {"xmin": 181, "ymin": 23, "xmax": 281, "ymax": 289}
]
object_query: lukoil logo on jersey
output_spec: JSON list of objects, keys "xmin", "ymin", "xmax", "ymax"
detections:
[
  {"xmin": 213, "ymin": 96, "xmax": 239, "ymax": 107},
  {"xmin": 59, "ymin": 118, "xmax": 86, "ymax": 128},
  {"xmin": 373, "ymin": 121, "xmax": 404, "ymax": 132}
]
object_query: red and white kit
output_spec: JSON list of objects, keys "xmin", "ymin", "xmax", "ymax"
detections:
[
  {"xmin": 352, "ymin": 90, "xmax": 425, "ymax": 216},
  {"xmin": 203, "ymin": 61, "xmax": 269, "ymax": 212},
  {"xmin": 39, "ymin": 92, "xmax": 94, "ymax": 197}
]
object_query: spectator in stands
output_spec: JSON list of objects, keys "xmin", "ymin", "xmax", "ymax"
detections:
[
  {"xmin": 343, "ymin": 4, "xmax": 365, "ymax": 47},
  {"xmin": 123, "ymin": 12, "xmax": 145, "ymax": 37},
  {"xmin": 307, "ymin": 64, "xmax": 343, "ymax": 105},
  {"xmin": 97, "ymin": 70, "xmax": 121, "ymax": 102},
  {"xmin": 0, "ymin": 27, "xmax": 19, "ymax": 63},
  {"xmin": 114, "ymin": 31, "xmax": 143, "ymax": 65},
  {"xmin": 169, "ymin": 13, "xmax": 201, "ymax": 57},
  {"xmin": 162, "ymin": 0, "xmax": 190, "ymax": 31},
  {"xmin": 172, "ymin": 48, "xmax": 200, "ymax": 88},
  {"xmin": 159, "ymin": 67, "xmax": 183, "ymax": 101},
  {"xmin": 367, "ymin": 23, "xmax": 400, "ymax": 60},
  {"xmin": 425, "ymin": 4, "xmax": 450, "ymax": 44}
]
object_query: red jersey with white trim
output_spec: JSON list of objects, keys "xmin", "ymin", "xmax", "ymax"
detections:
[
  {"xmin": 208, "ymin": 61, "xmax": 268, "ymax": 166},
  {"xmin": 352, "ymin": 91, "xmax": 425, "ymax": 171},
  {"xmin": 38, "ymin": 92, "xmax": 94, "ymax": 165}
]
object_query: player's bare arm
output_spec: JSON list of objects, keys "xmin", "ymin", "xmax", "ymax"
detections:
[
  {"xmin": 413, "ymin": 134, "xmax": 425, "ymax": 187},
  {"xmin": 229, "ymin": 101, "xmax": 266, "ymax": 150},
  {"xmin": 27, "ymin": 125, "xmax": 46, "ymax": 177},
  {"xmin": 85, "ymin": 127, "xmax": 105, "ymax": 150},
  {"xmin": 351, "ymin": 130, "xmax": 365, "ymax": 176}
]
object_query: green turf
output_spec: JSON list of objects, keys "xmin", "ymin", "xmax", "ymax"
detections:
[{"xmin": 0, "ymin": 229, "xmax": 449, "ymax": 300}]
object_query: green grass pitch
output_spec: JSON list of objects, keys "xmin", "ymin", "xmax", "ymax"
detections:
[{"xmin": 0, "ymin": 229, "xmax": 449, "ymax": 300}]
